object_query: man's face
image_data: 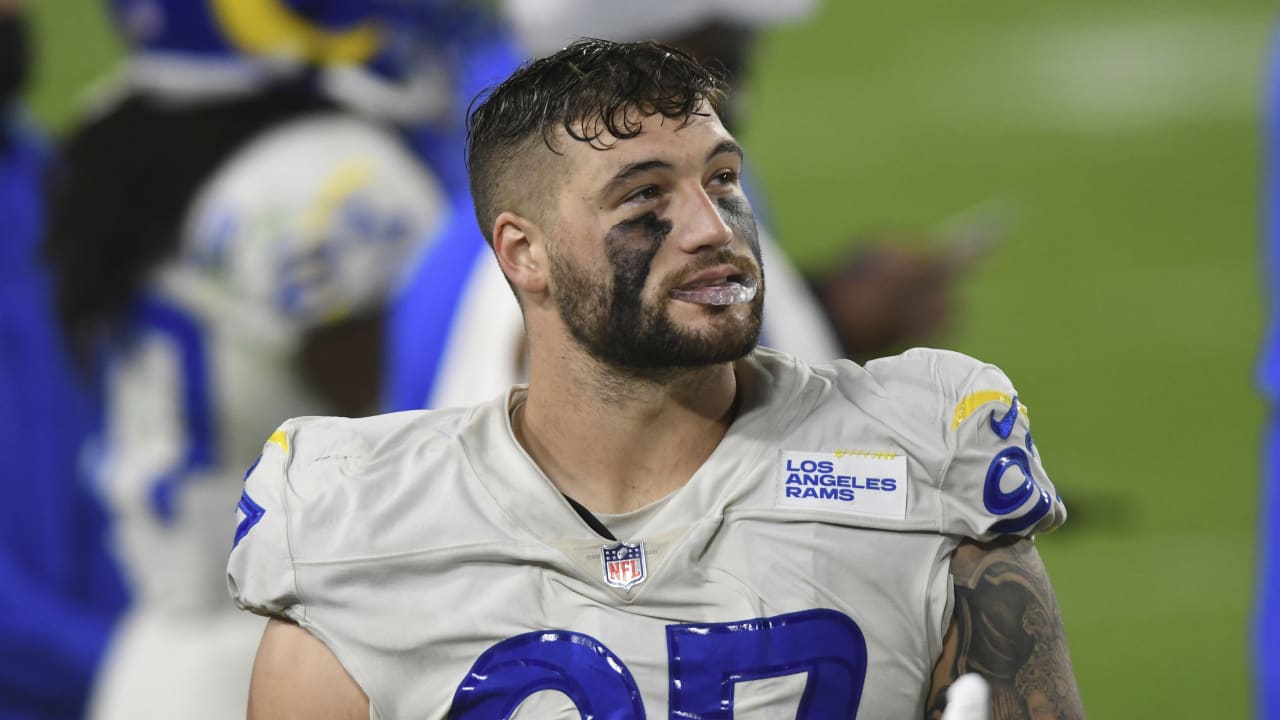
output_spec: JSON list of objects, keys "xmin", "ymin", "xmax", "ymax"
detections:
[{"xmin": 545, "ymin": 108, "xmax": 764, "ymax": 372}]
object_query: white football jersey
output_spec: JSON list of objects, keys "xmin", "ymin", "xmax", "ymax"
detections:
[
  {"xmin": 229, "ymin": 346, "xmax": 1064, "ymax": 719},
  {"xmin": 89, "ymin": 113, "xmax": 444, "ymax": 720}
]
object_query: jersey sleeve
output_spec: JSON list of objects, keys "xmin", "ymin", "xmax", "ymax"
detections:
[
  {"xmin": 934, "ymin": 352, "xmax": 1067, "ymax": 540},
  {"xmin": 227, "ymin": 422, "xmax": 301, "ymax": 618}
]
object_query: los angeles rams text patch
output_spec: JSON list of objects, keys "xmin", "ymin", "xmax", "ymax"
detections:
[{"xmin": 776, "ymin": 450, "xmax": 908, "ymax": 520}]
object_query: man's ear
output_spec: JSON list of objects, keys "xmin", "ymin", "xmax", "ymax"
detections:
[{"xmin": 492, "ymin": 210, "xmax": 548, "ymax": 295}]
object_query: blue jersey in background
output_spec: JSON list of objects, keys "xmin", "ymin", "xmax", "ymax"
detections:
[
  {"xmin": 0, "ymin": 115, "xmax": 127, "ymax": 720},
  {"xmin": 387, "ymin": 19, "xmax": 524, "ymax": 412}
]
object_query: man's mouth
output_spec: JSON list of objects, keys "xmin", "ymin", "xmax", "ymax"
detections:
[{"xmin": 669, "ymin": 267, "xmax": 759, "ymax": 306}]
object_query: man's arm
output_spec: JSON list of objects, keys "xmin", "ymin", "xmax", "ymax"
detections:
[
  {"xmin": 926, "ymin": 536, "xmax": 1084, "ymax": 720},
  {"xmin": 249, "ymin": 617, "xmax": 369, "ymax": 720}
]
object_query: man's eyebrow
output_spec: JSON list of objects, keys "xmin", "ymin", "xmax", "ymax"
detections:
[
  {"xmin": 601, "ymin": 159, "xmax": 672, "ymax": 197},
  {"xmin": 707, "ymin": 140, "xmax": 743, "ymax": 163},
  {"xmin": 598, "ymin": 142, "xmax": 742, "ymax": 199}
]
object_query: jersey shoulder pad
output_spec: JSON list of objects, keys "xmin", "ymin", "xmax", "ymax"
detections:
[
  {"xmin": 866, "ymin": 347, "xmax": 1066, "ymax": 539},
  {"xmin": 227, "ymin": 407, "xmax": 478, "ymax": 617}
]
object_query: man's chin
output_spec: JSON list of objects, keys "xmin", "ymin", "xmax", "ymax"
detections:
[
  {"xmin": 647, "ymin": 328, "xmax": 761, "ymax": 369},
  {"xmin": 591, "ymin": 323, "xmax": 760, "ymax": 373}
]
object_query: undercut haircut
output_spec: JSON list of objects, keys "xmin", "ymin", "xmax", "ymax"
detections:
[{"xmin": 465, "ymin": 38, "xmax": 728, "ymax": 241}]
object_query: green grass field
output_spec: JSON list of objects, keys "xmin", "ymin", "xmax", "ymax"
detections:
[{"xmin": 25, "ymin": 2, "xmax": 1276, "ymax": 716}]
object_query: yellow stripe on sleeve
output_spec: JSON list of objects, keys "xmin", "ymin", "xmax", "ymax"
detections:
[
  {"xmin": 950, "ymin": 391, "xmax": 1029, "ymax": 431},
  {"xmin": 267, "ymin": 429, "xmax": 289, "ymax": 453}
]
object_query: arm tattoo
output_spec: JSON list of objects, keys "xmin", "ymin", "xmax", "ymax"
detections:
[{"xmin": 925, "ymin": 536, "xmax": 1084, "ymax": 720}]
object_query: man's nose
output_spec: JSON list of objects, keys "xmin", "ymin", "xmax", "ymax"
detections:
[{"xmin": 674, "ymin": 185, "xmax": 734, "ymax": 254}]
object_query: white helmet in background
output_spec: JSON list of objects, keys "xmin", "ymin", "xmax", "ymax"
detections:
[{"xmin": 502, "ymin": 0, "xmax": 818, "ymax": 58}]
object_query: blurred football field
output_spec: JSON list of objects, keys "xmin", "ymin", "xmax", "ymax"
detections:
[{"xmin": 26, "ymin": 2, "xmax": 1278, "ymax": 716}]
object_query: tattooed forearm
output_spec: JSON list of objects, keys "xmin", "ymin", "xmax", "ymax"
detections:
[{"xmin": 925, "ymin": 536, "xmax": 1084, "ymax": 720}]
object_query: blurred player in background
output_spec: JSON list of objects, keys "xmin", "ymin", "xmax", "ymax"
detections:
[
  {"xmin": 42, "ymin": 1, "xmax": 447, "ymax": 716},
  {"xmin": 1255, "ymin": 27, "xmax": 1280, "ymax": 720},
  {"xmin": 383, "ymin": 5, "xmax": 530, "ymax": 410},
  {"xmin": 0, "ymin": 1, "xmax": 128, "ymax": 718}
]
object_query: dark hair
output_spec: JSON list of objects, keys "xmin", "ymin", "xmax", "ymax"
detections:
[{"xmin": 464, "ymin": 38, "xmax": 728, "ymax": 238}]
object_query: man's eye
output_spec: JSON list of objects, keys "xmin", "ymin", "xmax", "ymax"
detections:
[
  {"xmin": 624, "ymin": 186, "xmax": 660, "ymax": 204},
  {"xmin": 711, "ymin": 169, "xmax": 739, "ymax": 186}
]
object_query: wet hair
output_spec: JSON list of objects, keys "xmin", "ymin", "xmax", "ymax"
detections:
[
  {"xmin": 465, "ymin": 38, "xmax": 728, "ymax": 240},
  {"xmin": 44, "ymin": 86, "xmax": 334, "ymax": 365}
]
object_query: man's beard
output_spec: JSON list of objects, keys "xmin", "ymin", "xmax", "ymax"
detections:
[{"xmin": 549, "ymin": 239, "xmax": 764, "ymax": 374}]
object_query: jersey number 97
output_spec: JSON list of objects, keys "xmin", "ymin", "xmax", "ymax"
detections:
[{"xmin": 449, "ymin": 608, "xmax": 867, "ymax": 719}]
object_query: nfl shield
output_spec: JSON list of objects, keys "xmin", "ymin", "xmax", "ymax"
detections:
[{"xmin": 601, "ymin": 541, "xmax": 646, "ymax": 590}]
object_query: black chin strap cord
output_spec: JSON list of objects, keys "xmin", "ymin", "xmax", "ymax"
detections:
[{"xmin": 562, "ymin": 494, "xmax": 616, "ymax": 541}]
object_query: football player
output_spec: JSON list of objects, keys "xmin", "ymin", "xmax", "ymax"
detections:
[
  {"xmin": 232, "ymin": 40, "xmax": 1083, "ymax": 718},
  {"xmin": 385, "ymin": 2, "xmax": 844, "ymax": 413},
  {"xmin": 43, "ymin": 1, "xmax": 447, "ymax": 717},
  {"xmin": 502, "ymin": 0, "xmax": 971, "ymax": 366},
  {"xmin": 385, "ymin": 0, "xmax": 979, "ymax": 414}
]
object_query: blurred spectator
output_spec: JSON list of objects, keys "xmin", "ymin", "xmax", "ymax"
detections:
[
  {"xmin": 0, "ymin": 1, "xmax": 128, "ymax": 717},
  {"xmin": 42, "ymin": 1, "xmax": 447, "ymax": 717},
  {"xmin": 1256, "ymin": 26, "xmax": 1280, "ymax": 720}
]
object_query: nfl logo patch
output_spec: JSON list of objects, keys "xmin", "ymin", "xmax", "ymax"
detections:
[{"xmin": 601, "ymin": 541, "xmax": 647, "ymax": 590}]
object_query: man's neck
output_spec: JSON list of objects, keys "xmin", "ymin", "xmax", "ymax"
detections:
[{"xmin": 514, "ymin": 346, "xmax": 740, "ymax": 515}]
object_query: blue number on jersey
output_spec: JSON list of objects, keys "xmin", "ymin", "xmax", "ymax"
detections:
[
  {"xmin": 233, "ymin": 455, "xmax": 266, "ymax": 549},
  {"xmin": 449, "ymin": 629, "xmax": 645, "ymax": 719},
  {"xmin": 667, "ymin": 609, "xmax": 867, "ymax": 718},
  {"xmin": 448, "ymin": 610, "xmax": 867, "ymax": 719},
  {"xmin": 982, "ymin": 409, "xmax": 1052, "ymax": 533}
]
